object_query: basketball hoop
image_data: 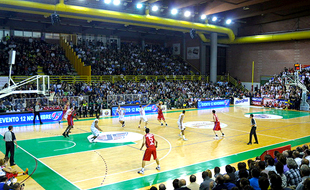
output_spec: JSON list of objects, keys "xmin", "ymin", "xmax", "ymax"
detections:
[{"xmin": 48, "ymin": 92, "xmax": 55, "ymax": 101}]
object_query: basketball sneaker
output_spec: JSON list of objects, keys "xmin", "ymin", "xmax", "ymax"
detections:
[
  {"xmin": 23, "ymin": 168, "xmax": 29, "ymax": 175},
  {"xmin": 166, "ymin": 124, "xmax": 168, "ymax": 126},
  {"xmin": 138, "ymin": 169, "xmax": 144, "ymax": 174},
  {"xmin": 214, "ymin": 135, "xmax": 219, "ymax": 140},
  {"xmin": 122, "ymin": 124, "xmax": 125, "ymax": 127},
  {"xmin": 161, "ymin": 123, "xmax": 163, "ymax": 126},
  {"xmin": 222, "ymin": 133, "xmax": 225, "ymax": 137},
  {"xmin": 156, "ymin": 166, "xmax": 161, "ymax": 171},
  {"xmin": 183, "ymin": 138, "xmax": 188, "ymax": 141}
]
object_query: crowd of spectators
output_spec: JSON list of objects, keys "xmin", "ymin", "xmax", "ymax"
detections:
[
  {"xmin": 251, "ymin": 67, "xmax": 310, "ymax": 110},
  {"xmin": 74, "ymin": 39, "xmax": 192, "ymax": 75},
  {"xmin": 0, "ymin": 80, "xmax": 245, "ymax": 113},
  {"xmin": 0, "ymin": 36, "xmax": 74, "ymax": 76},
  {"xmin": 149, "ymin": 144, "xmax": 310, "ymax": 190}
]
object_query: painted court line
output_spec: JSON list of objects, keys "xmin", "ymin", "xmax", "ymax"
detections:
[
  {"xmin": 17, "ymin": 145, "xmax": 81, "ymax": 190},
  {"xmin": 72, "ymin": 133, "xmax": 172, "ymax": 184},
  {"xmin": 87, "ymin": 135, "xmax": 310, "ymax": 190}
]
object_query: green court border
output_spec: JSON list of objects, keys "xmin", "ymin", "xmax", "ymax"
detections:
[
  {"xmin": 90, "ymin": 136, "xmax": 310, "ymax": 190},
  {"xmin": 1, "ymin": 107, "xmax": 309, "ymax": 189}
]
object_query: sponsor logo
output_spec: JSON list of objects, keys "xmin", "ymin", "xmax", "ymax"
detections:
[
  {"xmin": 184, "ymin": 121, "xmax": 228, "ymax": 129},
  {"xmin": 51, "ymin": 112, "xmax": 62, "ymax": 120},
  {"xmin": 235, "ymin": 99, "xmax": 248, "ymax": 104},
  {"xmin": 104, "ymin": 111, "xmax": 110, "ymax": 116},
  {"xmin": 87, "ymin": 131, "xmax": 143, "ymax": 143},
  {"xmin": 151, "ymin": 105, "xmax": 157, "ymax": 112},
  {"xmin": 224, "ymin": 100, "xmax": 230, "ymax": 106},
  {"xmin": 245, "ymin": 114, "xmax": 283, "ymax": 119}
]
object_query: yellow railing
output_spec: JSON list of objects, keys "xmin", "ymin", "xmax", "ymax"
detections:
[
  {"xmin": 59, "ymin": 36, "xmax": 91, "ymax": 80},
  {"xmin": 11, "ymin": 75, "xmax": 248, "ymax": 88},
  {"xmin": 11, "ymin": 75, "xmax": 211, "ymax": 84}
]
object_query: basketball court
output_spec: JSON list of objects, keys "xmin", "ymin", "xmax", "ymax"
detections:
[{"xmin": 0, "ymin": 105, "xmax": 309, "ymax": 190}]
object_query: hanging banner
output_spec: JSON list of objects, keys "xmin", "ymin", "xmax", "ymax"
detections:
[
  {"xmin": 187, "ymin": 47, "xmax": 200, "ymax": 59},
  {"xmin": 173, "ymin": 43, "xmax": 180, "ymax": 55}
]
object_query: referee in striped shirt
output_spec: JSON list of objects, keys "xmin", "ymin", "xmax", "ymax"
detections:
[{"xmin": 3, "ymin": 125, "xmax": 18, "ymax": 166}]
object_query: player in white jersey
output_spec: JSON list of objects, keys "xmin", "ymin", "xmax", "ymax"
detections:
[
  {"xmin": 177, "ymin": 110, "xmax": 187, "ymax": 141},
  {"xmin": 90, "ymin": 115, "xmax": 103, "ymax": 143},
  {"xmin": 116, "ymin": 105, "xmax": 126, "ymax": 127},
  {"xmin": 138, "ymin": 103, "xmax": 151, "ymax": 129}
]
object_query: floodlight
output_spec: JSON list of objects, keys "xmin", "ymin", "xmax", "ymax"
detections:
[
  {"xmin": 184, "ymin": 11, "xmax": 191, "ymax": 17},
  {"xmin": 201, "ymin": 14, "xmax": 206, "ymax": 20},
  {"xmin": 136, "ymin": 3, "xmax": 143, "ymax": 9},
  {"xmin": 104, "ymin": 0, "xmax": 111, "ymax": 4},
  {"xmin": 152, "ymin": 5, "xmax": 159, "ymax": 12},
  {"xmin": 212, "ymin": 16, "xmax": 217, "ymax": 22},
  {"xmin": 171, "ymin": 9, "xmax": 178, "ymax": 15},
  {"xmin": 226, "ymin": 19, "xmax": 232, "ymax": 24},
  {"xmin": 113, "ymin": 0, "xmax": 120, "ymax": 5}
]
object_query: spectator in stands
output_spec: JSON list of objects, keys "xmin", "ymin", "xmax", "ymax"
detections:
[
  {"xmin": 225, "ymin": 165, "xmax": 236, "ymax": 184},
  {"xmin": 158, "ymin": 183, "xmax": 166, "ymax": 190},
  {"xmin": 269, "ymin": 173, "xmax": 291, "ymax": 190},
  {"xmin": 186, "ymin": 175, "xmax": 199, "ymax": 190},
  {"xmin": 239, "ymin": 178, "xmax": 250, "ymax": 190},
  {"xmin": 158, "ymin": 184, "xmax": 166, "ymax": 190},
  {"xmin": 293, "ymin": 151, "xmax": 303, "ymax": 167},
  {"xmin": 296, "ymin": 164, "xmax": 310, "ymax": 190},
  {"xmin": 275, "ymin": 161, "xmax": 287, "ymax": 188},
  {"xmin": 211, "ymin": 175, "xmax": 227, "ymax": 190},
  {"xmin": 258, "ymin": 176, "xmax": 269, "ymax": 190},
  {"xmin": 173, "ymin": 179, "xmax": 180, "ymax": 190},
  {"xmin": 199, "ymin": 170, "xmax": 214, "ymax": 190},
  {"xmin": 304, "ymin": 150, "xmax": 310, "ymax": 164},
  {"xmin": 223, "ymin": 174, "xmax": 236, "ymax": 190},
  {"xmin": 235, "ymin": 162, "xmax": 248, "ymax": 181},
  {"xmin": 301, "ymin": 159, "xmax": 310, "ymax": 167},
  {"xmin": 214, "ymin": 166, "xmax": 221, "ymax": 179},
  {"xmin": 176, "ymin": 179, "xmax": 190, "ymax": 190},
  {"xmin": 285, "ymin": 158, "xmax": 302, "ymax": 187},
  {"xmin": 265, "ymin": 157, "xmax": 277, "ymax": 174},
  {"xmin": 150, "ymin": 186, "xmax": 157, "ymax": 190},
  {"xmin": 236, "ymin": 169, "xmax": 249, "ymax": 189},
  {"xmin": 278, "ymin": 154, "xmax": 289, "ymax": 173},
  {"xmin": 249, "ymin": 167, "xmax": 260, "ymax": 190}
]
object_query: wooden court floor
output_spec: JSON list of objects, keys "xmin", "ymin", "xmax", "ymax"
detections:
[{"xmin": 0, "ymin": 106, "xmax": 310, "ymax": 190}]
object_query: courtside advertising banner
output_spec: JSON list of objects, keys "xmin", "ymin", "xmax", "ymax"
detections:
[
  {"xmin": 252, "ymin": 97, "xmax": 263, "ymax": 106},
  {"xmin": 263, "ymin": 98, "xmax": 275, "ymax": 106},
  {"xmin": 197, "ymin": 99, "xmax": 230, "ymax": 109},
  {"xmin": 111, "ymin": 104, "xmax": 158, "ymax": 116},
  {"xmin": 234, "ymin": 97, "xmax": 250, "ymax": 106},
  {"xmin": 101, "ymin": 109, "xmax": 111, "ymax": 117},
  {"xmin": 0, "ymin": 111, "xmax": 63, "ymax": 126}
]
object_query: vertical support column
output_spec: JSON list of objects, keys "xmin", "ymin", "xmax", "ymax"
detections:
[
  {"xmin": 200, "ymin": 41, "xmax": 206, "ymax": 75},
  {"xmin": 183, "ymin": 33, "xmax": 186, "ymax": 60},
  {"xmin": 210, "ymin": 32, "xmax": 218, "ymax": 83},
  {"xmin": 141, "ymin": 38, "xmax": 145, "ymax": 51}
]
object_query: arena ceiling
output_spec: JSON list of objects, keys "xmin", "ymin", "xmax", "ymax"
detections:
[{"xmin": 1, "ymin": 0, "xmax": 310, "ymax": 40}]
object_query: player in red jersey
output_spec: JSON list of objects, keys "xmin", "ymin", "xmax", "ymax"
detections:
[
  {"xmin": 62, "ymin": 106, "xmax": 78, "ymax": 137},
  {"xmin": 212, "ymin": 110, "xmax": 225, "ymax": 139},
  {"xmin": 156, "ymin": 101, "xmax": 167, "ymax": 126},
  {"xmin": 138, "ymin": 128, "xmax": 160, "ymax": 174},
  {"xmin": 59, "ymin": 102, "xmax": 70, "ymax": 125}
]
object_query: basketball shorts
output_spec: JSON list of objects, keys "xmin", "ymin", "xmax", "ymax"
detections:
[
  {"xmin": 143, "ymin": 147, "xmax": 157, "ymax": 161},
  {"xmin": 213, "ymin": 122, "xmax": 221, "ymax": 131},
  {"xmin": 157, "ymin": 114, "xmax": 165, "ymax": 120},
  {"xmin": 178, "ymin": 122, "xmax": 185, "ymax": 130},
  {"xmin": 91, "ymin": 127, "xmax": 101, "ymax": 137},
  {"xmin": 140, "ymin": 116, "xmax": 148, "ymax": 122},
  {"xmin": 67, "ymin": 117, "xmax": 74, "ymax": 126},
  {"xmin": 119, "ymin": 115, "xmax": 124, "ymax": 121}
]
